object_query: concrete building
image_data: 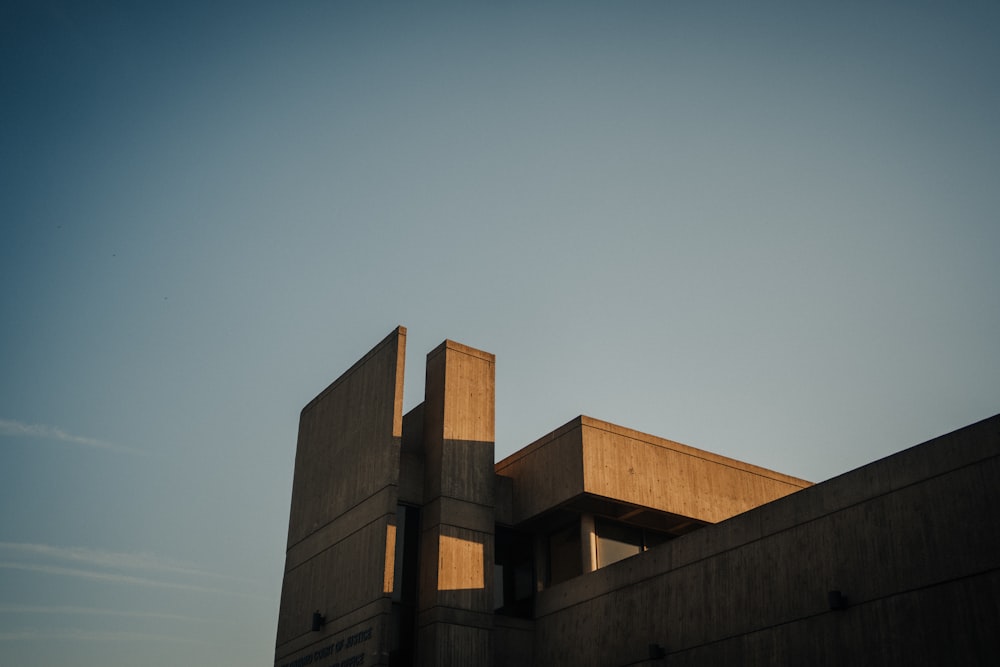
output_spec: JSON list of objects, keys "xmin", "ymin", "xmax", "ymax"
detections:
[{"xmin": 275, "ymin": 327, "xmax": 1000, "ymax": 667}]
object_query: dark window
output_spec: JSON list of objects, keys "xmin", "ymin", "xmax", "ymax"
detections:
[
  {"xmin": 595, "ymin": 518, "xmax": 643, "ymax": 567},
  {"xmin": 390, "ymin": 504, "xmax": 420, "ymax": 605},
  {"xmin": 595, "ymin": 518, "xmax": 674, "ymax": 568},
  {"xmin": 494, "ymin": 525, "xmax": 534, "ymax": 618},
  {"xmin": 389, "ymin": 504, "xmax": 419, "ymax": 667},
  {"xmin": 547, "ymin": 521, "xmax": 582, "ymax": 586}
]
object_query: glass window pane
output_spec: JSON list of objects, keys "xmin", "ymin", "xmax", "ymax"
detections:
[{"xmin": 595, "ymin": 519, "xmax": 642, "ymax": 568}]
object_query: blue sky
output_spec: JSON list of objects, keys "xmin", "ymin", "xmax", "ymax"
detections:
[{"xmin": 2, "ymin": 1, "xmax": 998, "ymax": 664}]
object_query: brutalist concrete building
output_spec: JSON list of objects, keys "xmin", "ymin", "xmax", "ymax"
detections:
[{"xmin": 274, "ymin": 327, "xmax": 999, "ymax": 667}]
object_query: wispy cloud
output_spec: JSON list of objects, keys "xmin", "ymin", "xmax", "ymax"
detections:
[
  {"xmin": 0, "ymin": 561, "xmax": 269, "ymax": 601},
  {"xmin": 0, "ymin": 561, "xmax": 230, "ymax": 595},
  {"xmin": 0, "ymin": 542, "xmax": 269, "ymax": 602},
  {"xmin": 0, "ymin": 605, "xmax": 213, "ymax": 623},
  {"xmin": 0, "ymin": 629, "xmax": 205, "ymax": 643},
  {"xmin": 0, "ymin": 418, "xmax": 143, "ymax": 455},
  {"xmin": 0, "ymin": 542, "xmax": 251, "ymax": 584}
]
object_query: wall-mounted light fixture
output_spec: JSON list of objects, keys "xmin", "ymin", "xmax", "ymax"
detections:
[
  {"xmin": 828, "ymin": 590, "xmax": 848, "ymax": 611},
  {"xmin": 311, "ymin": 610, "xmax": 326, "ymax": 631}
]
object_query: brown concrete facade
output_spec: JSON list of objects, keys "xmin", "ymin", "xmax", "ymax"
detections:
[
  {"xmin": 495, "ymin": 416, "xmax": 810, "ymax": 527},
  {"xmin": 276, "ymin": 331, "xmax": 499, "ymax": 667},
  {"xmin": 275, "ymin": 327, "xmax": 999, "ymax": 667},
  {"xmin": 275, "ymin": 327, "xmax": 406, "ymax": 667},
  {"xmin": 415, "ymin": 340, "xmax": 496, "ymax": 666},
  {"xmin": 529, "ymin": 414, "xmax": 1000, "ymax": 666}
]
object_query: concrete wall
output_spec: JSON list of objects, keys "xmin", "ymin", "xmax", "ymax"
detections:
[
  {"xmin": 275, "ymin": 327, "xmax": 407, "ymax": 667},
  {"xmin": 494, "ymin": 617, "xmax": 534, "ymax": 667},
  {"xmin": 495, "ymin": 418, "xmax": 585, "ymax": 524},
  {"xmin": 528, "ymin": 414, "xmax": 1000, "ymax": 667},
  {"xmin": 275, "ymin": 328, "xmax": 997, "ymax": 667}
]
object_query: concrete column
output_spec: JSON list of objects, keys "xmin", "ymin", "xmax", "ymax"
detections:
[
  {"xmin": 417, "ymin": 340, "xmax": 496, "ymax": 667},
  {"xmin": 580, "ymin": 513, "xmax": 598, "ymax": 573}
]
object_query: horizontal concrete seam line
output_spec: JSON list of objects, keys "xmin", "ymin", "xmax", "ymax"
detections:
[
  {"xmin": 420, "ymin": 496, "xmax": 496, "ymax": 509},
  {"xmin": 583, "ymin": 422, "xmax": 812, "ymax": 487},
  {"xmin": 493, "ymin": 617, "xmax": 535, "ymax": 628},
  {"xmin": 419, "ymin": 503, "xmax": 496, "ymax": 520},
  {"xmin": 535, "ymin": 452, "xmax": 1000, "ymax": 619},
  {"xmin": 285, "ymin": 484, "xmax": 398, "ymax": 552},
  {"xmin": 654, "ymin": 565, "xmax": 1000, "ymax": 660},
  {"xmin": 414, "ymin": 620, "xmax": 493, "ymax": 632},
  {"xmin": 275, "ymin": 607, "xmax": 387, "ymax": 657},
  {"xmin": 420, "ymin": 522, "xmax": 496, "ymax": 535},
  {"xmin": 415, "ymin": 617, "xmax": 494, "ymax": 626},
  {"xmin": 415, "ymin": 611, "xmax": 495, "ymax": 628},
  {"xmin": 416, "ymin": 604, "xmax": 494, "ymax": 613},
  {"xmin": 317, "ymin": 600, "xmax": 390, "ymax": 633},
  {"xmin": 415, "ymin": 605, "xmax": 495, "ymax": 618},
  {"xmin": 420, "ymin": 523, "xmax": 495, "ymax": 535},
  {"xmin": 284, "ymin": 512, "xmax": 395, "ymax": 574}
]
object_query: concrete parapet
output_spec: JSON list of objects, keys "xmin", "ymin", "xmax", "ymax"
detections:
[{"xmin": 530, "ymin": 414, "xmax": 1000, "ymax": 667}]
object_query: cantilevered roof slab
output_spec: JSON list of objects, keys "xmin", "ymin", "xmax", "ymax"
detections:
[{"xmin": 496, "ymin": 416, "xmax": 811, "ymax": 527}]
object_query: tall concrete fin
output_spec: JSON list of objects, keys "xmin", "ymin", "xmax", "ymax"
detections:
[{"xmin": 275, "ymin": 326, "xmax": 406, "ymax": 667}]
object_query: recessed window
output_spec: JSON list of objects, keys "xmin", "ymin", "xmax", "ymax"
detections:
[
  {"xmin": 547, "ymin": 521, "xmax": 582, "ymax": 586},
  {"xmin": 595, "ymin": 518, "xmax": 643, "ymax": 567},
  {"xmin": 495, "ymin": 525, "xmax": 534, "ymax": 617}
]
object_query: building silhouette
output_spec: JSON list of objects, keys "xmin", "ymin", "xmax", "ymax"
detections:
[{"xmin": 275, "ymin": 327, "xmax": 999, "ymax": 666}]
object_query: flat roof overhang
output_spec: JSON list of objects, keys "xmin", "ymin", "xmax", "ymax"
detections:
[{"xmin": 495, "ymin": 416, "xmax": 812, "ymax": 529}]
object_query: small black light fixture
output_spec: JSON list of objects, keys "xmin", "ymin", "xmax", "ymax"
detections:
[
  {"xmin": 649, "ymin": 643, "xmax": 667, "ymax": 660},
  {"xmin": 828, "ymin": 590, "xmax": 848, "ymax": 611},
  {"xmin": 311, "ymin": 610, "xmax": 326, "ymax": 631}
]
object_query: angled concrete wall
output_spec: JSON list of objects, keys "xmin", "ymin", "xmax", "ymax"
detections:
[
  {"xmin": 529, "ymin": 414, "xmax": 1000, "ymax": 667},
  {"xmin": 275, "ymin": 327, "xmax": 407, "ymax": 667}
]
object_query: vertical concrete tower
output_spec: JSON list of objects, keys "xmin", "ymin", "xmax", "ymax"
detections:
[
  {"xmin": 417, "ymin": 341, "xmax": 496, "ymax": 666},
  {"xmin": 274, "ymin": 329, "xmax": 496, "ymax": 667}
]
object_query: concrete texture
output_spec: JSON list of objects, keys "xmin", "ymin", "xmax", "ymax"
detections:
[
  {"xmin": 496, "ymin": 416, "xmax": 810, "ymax": 527},
  {"xmin": 530, "ymin": 414, "xmax": 1000, "ymax": 666},
  {"xmin": 417, "ymin": 340, "xmax": 497, "ymax": 667},
  {"xmin": 275, "ymin": 327, "xmax": 406, "ymax": 667},
  {"xmin": 275, "ymin": 327, "xmax": 998, "ymax": 667}
]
